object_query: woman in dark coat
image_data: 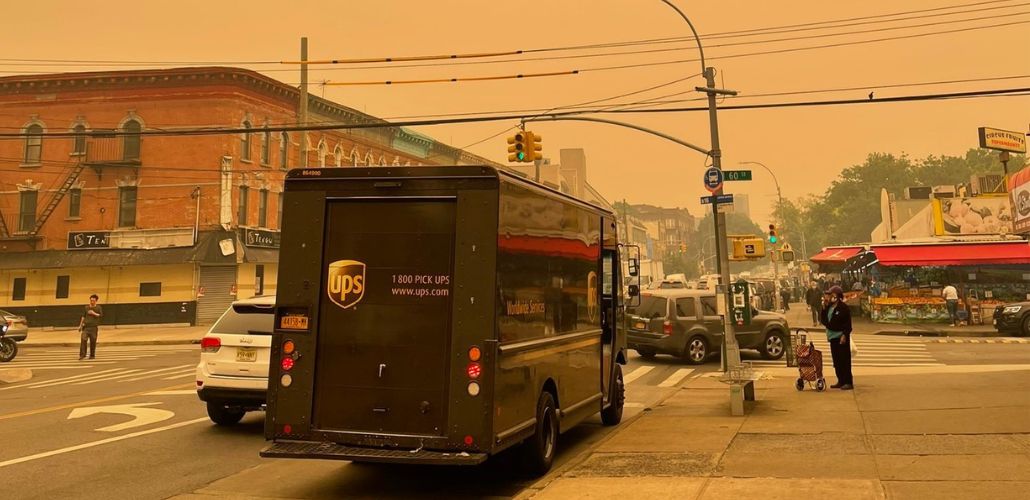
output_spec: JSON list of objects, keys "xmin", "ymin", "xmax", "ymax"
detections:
[{"xmin": 819, "ymin": 286, "xmax": 854, "ymax": 390}]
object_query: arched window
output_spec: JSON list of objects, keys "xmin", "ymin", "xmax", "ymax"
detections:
[
  {"xmin": 240, "ymin": 120, "xmax": 252, "ymax": 161},
  {"xmin": 334, "ymin": 145, "xmax": 344, "ymax": 167},
  {"xmin": 23, "ymin": 124, "xmax": 43, "ymax": 164},
  {"xmin": 378, "ymin": 156, "xmax": 387, "ymax": 167},
  {"xmin": 365, "ymin": 153, "xmax": 374, "ymax": 167},
  {"xmin": 122, "ymin": 119, "xmax": 142, "ymax": 160},
  {"xmin": 261, "ymin": 126, "xmax": 270, "ymax": 165},
  {"xmin": 351, "ymin": 151, "xmax": 359, "ymax": 166},
  {"xmin": 279, "ymin": 132, "xmax": 289, "ymax": 169},
  {"xmin": 317, "ymin": 141, "xmax": 327, "ymax": 167},
  {"xmin": 72, "ymin": 124, "xmax": 87, "ymax": 155}
]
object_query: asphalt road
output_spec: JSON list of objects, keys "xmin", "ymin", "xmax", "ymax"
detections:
[{"xmin": 0, "ymin": 336, "xmax": 1026, "ymax": 500}]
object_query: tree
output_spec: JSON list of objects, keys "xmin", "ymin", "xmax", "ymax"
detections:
[{"xmin": 687, "ymin": 212, "xmax": 766, "ymax": 275}]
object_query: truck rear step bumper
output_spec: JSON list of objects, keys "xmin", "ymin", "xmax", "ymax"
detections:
[{"xmin": 261, "ymin": 441, "xmax": 488, "ymax": 466}]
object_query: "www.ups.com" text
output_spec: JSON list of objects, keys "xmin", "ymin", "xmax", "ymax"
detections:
[{"xmin": 392, "ymin": 288, "xmax": 451, "ymax": 298}]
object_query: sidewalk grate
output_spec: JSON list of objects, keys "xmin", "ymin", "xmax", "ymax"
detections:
[{"xmin": 568, "ymin": 452, "xmax": 719, "ymax": 477}]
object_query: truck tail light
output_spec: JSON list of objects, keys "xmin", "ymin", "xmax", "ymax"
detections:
[
  {"xmin": 467, "ymin": 381, "xmax": 481, "ymax": 396},
  {"xmin": 281, "ymin": 356, "xmax": 294, "ymax": 371},
  {"xmin": 467, "ymin": 363, "xmax": 481, "ymax": 379},
  {"xmin": 200, "ymin": 337, "xmax": 221, "ymax": 353},
  {"xmin": 280, "ymin": 374, "xmax": 293, "ymax": 387},
  {"xmin": 663, "ymin": 321, "xmax": 673, "ymax": 336},
  {"xmin": 283, "ymin": 340, "xmax": 295, "ymax": 355},
  {"xmin": 468, "ymin": 346, "xmax": 481, "ymax": 362}
]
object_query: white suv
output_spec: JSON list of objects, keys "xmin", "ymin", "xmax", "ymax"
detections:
[{"xmin": 196, "ymin": 295, "xmax": 275, "ymax": 425}]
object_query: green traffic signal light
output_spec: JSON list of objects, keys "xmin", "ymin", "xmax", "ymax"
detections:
[
  {"xmin": 769, "ymin": 235, "xmax": 777, "ymax": 243},
  {"xmin": 516, "ymin": 151, "xmax": 525, "ymax": 160}
]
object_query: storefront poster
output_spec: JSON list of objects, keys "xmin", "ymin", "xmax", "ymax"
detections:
[
  {"xmin": 1009, "ymin": 166, "xmax": 1030, "ymax": 234},
  {"xmin": 933, "ymin": 197, "xmax": 1013, "ymax": 235}
]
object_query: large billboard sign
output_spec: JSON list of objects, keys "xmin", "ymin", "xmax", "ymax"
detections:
[
  {"xmin": 978, "ymin": 127, "xmax": 1026, "ymax": 154},
  {"xmin": 1009, "ymin": 167, "xmax": 1030, "ymax": 235},
  {"xmin": 933, "ymin": 197, "xmax": 1014, "ymax": 235}
]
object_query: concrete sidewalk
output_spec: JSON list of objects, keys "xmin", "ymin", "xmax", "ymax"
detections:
[
  {"xmin": 519, "ymin": 364, "xmax": 1030, "ymax": 500},
  {"xmin": 781, "ymin": 301, "xmax": 1002, "ymax": 337},
  {"xmin": 18, "ymin": 325, "xmax": 208, "ymax": 347}
]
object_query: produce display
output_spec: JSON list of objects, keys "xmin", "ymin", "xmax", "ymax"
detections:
[{"xmin": 872, "ymin": 297, "xmax": 944, "ymax": 305}]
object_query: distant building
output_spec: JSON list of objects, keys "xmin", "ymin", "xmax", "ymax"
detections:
[
  {"xmin": 734, "ymin": 193, "xmax": 751, "ymax": 219},
  {"xmin": 509, "ymin": 149, "xmax": 613, "ymax": 211},
  {"xmin": 630, "ymin": 204, "xmax": 696, "ymax": 258}
]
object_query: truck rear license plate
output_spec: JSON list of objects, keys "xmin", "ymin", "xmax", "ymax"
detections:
[
  {"xmin": 236, "ymin": 348, "xmax": 257, "ymax": 362},
  {"xmin": 280, "ymin": 315, "xmax": 308, "ymax": 330}
]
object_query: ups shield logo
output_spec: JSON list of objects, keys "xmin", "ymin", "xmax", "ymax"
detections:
[
  {"xmin": 587, "ymin": 272, "xmax": 598, "ymax": 321},
  {"xmin": 327, "ymin": 260, "xmax": 366, "ymax": 309}
]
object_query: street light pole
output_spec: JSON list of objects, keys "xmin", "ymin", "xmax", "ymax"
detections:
[
  {"xmin": 739, "ymin": 161, "xmax": 784, "ymax": 312},
  {"xmin": 658, "ymin": 0, "xmax": 740, "ymax": 372}
]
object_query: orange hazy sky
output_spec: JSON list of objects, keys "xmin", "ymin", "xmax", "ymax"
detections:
[{"xmin": 2, "ymin": 0, "xmax": 1028, "ymax": 225}]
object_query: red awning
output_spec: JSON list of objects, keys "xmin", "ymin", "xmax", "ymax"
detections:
[
  {"xmin": 872, "ymin": 243, "xmax": 1030, "ymax": 266},
  {"xmin": 810, "ymin": 247, "xmax": 864, "ymax": 264}
]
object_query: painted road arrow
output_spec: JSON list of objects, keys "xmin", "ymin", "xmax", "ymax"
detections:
[{"xmin": 67, "ymin": 402, "xmax": 173, "ymax": 432}]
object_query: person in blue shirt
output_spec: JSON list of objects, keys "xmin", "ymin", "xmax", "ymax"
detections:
[{"xmin": 819, "ymin": 286, "xmax": 854, "ymax": 390}]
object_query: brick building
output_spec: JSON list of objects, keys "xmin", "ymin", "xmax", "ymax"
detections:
[
  {"xmin": 630, "ymin": 204, "xmax": 696, "ymax": 258},
  {"xmin": 0, "ymin": 67, "xmax": 513, "ymax": 326}
]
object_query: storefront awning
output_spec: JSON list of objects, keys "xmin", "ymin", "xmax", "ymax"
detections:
[
  {"xmin": 872, "ymin": 242, "xmax": 1030, "ymax": 266},
  {"xmin": 810, "ymin": 247, "xmax": 864, "ymax": 264}
]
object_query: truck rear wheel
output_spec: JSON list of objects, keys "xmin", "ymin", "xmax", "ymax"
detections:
[
  {"xmin": 601, "ymin": 364, "xmax": 624, "ymax": 426},
  {"xmin": 207, "ymin": 402, "xmax": 245, "ymax": 426},
  {"xmin": 521, "ymin": 391, "xmax": 558, "ymax": 476}
]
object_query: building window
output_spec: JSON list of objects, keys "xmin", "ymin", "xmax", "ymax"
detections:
[
  {"xmin": 12, "ymin": 277, "xmax": 27, "ymax": 301},
  {"xmin": 122, "ymin": 119, "xmax": 142, "ymax": 160},
  {"xmin": 279, "ymin": 133, "xmax": 289, "ymax": 169},
  {"xmin": 139, "ymin": 282, "xmax": 162, "ymax": 297},
  {"xmin": 278, "ymin": 192, "xmax": 283, "ymax": 229},
  {"xmin": 365, "ymin": 153, "xmax": 374, "ymax": 167},
  {"xmin": 241, "ymin": 120, "xmax": 252, "ymax": 161},
  {"xmin": 118, "ymin": 187, "xmax": 137, "ymax": 227},
  {"xmin": 334, "ymin": 145, "xmax": 344, "ymax": 167},
  {"xmin": 56, "ymin": 275, "xmax": 70, "ymax": 299},
  {"xmin": 260, "ymin": 127, "xmax": 270, "ymax": 165},
  {"xmin": 68, "ymin": 188, "xmax": 81, "ymax": 218},
  {"xmin": 72, "ymin": 124, "xmax": 87, "ymax": 155},
  {"xmin": 255, "ymin": 265, "xmax": 265, "ymax": 296},
  {"xmin": 317, "ymin": 142, "xmax": 327, "ymax": 167},
  {"xmin": 24, "ymin": 124, "xmax": 43, "ymax": 164},
  {"xmin": 18, "ymin": 190, "xmax": 37, "ymax": 232},
  {"xmin": 238, "ymin": 186, "xmax": 250, "ymax": 226},
  {"xmin": 258, "ymin": 189, "xmax": 269, "ymax": 228},
  {"xmin": 351, "ymin": 152, "xmax": 359, "ymax": 166}
]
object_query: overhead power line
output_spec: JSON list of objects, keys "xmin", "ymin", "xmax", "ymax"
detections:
[
  {"xmin": 323, "ymin": 69, "xmax": 580, "ymax": 86},
  {"xmin": 0, "ymin": 87, "xmax": 1024, "ymax": 140}
]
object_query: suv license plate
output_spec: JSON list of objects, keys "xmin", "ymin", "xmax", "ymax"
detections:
[
  {"xmin": 635, "ymin": 322, "xmax": 645, "ymax": 329},
  {"xmin": 236, "ymin": 348, "xmax": 257, "ymax": 362}
]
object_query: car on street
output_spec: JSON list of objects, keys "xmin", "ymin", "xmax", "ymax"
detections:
[
  {"xmin": 992, "ymin": 301, "xmax": 1030, "ymax": 336},
  {"xmin": 0, "ymin": 309, "xmax": 28, "ymax": 342},
  {"xmin": 196, "ymin": 295, "xmax": 275, "ymax": 425},
  {"xmin": 626, "ymin": 289, "xmax": 790, "ymax": 364},
  {"xmin": 656, "ymin": 279, "xmax": 687, "ymax": 290}
]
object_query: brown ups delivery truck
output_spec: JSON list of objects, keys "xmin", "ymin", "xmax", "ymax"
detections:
[{"xmin": 261, "ymin": 166, "xmax": 634, "ymax": 475}]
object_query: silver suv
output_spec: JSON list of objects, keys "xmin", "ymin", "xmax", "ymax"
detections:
[{"xmin": 626, "ymin": 289, "xmax": 789, "ymax": 364}]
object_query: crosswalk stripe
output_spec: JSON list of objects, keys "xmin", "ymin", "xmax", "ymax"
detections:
[
  {"xmin": 31, "ymin": 370, "xmax": 145, "ymax": 389},
  {"xmin": 116, "ymin": 365, "xmax": 197, "ymax": 383},
  {"xmin": 7, "ymin": 358, "xmax": 145, "ymax": 366},
  {"xmin": 161, "ymin": 373, "xmax": 196, "ymax": 380},
  {"xmin": 8, "ymin": 368, "xmax": 128, "ymax": 390},
  {"xmin": 74, "ymin": 365, "xmax": 194, "ymax": 385},
  {"xmin": 6, "ymin": 363, "xmax": 117, "ymax": 369},
  {"xmin": 657, "ymin": 368, "xmax": 694, "ymax": 388},
  {"xmin": 623, "ymin": 366, "xmax": 655, "ymax": 384}
]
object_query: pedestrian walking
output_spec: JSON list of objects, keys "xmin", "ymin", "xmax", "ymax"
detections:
[
  {"xmin": 943, "ymin": 283, "xmax": 960, "ymax": 326},
  {"xmin": 805, "ymin": 282, "xmax": 822, "ymax": 327},
  {"xmin": 78, "ymin": 294, "xmax": 103, "ymax": 360},
  {"xmin": 819, "ymin": 286, "xmax": 853, "ymax": 390},
  {"xmin": 780, "ymin": 287, "xmax": 792, "ymax": 312}
]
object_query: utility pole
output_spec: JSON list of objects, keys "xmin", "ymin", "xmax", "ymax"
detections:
[
  {"xmin": 622, "ymin": 198, "xmax": 630, "ymax": 245},
  {"xmin": 299, "ymin": 37, "xmax": 310, "ymax": 168}
]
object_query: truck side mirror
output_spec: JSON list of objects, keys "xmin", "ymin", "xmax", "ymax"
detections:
[
  {"xmin": 628, "ymin": 284, "xmax": 640, "ymax": 297},
  {"xmin": 628, "ymin": 258, "xmax": 639, "ymax": 277}
]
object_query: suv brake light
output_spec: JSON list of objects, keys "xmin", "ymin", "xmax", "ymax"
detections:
[
  {"xmin": 663, "ymin": 320, "xmax": 673, "ymax": 336},
  {"xmin": 200, "ymin": 337, "xmax": 221, "ymax": 353}
]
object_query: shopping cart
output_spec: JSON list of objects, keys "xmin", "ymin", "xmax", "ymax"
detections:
[{"xmin": 791, "ymin": 328, "xmax": 826, "ymax": 391}]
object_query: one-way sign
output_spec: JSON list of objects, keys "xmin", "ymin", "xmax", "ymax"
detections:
[{"xmin": 700, "ymin": 194, "xmax": 734, "ymax": 205}]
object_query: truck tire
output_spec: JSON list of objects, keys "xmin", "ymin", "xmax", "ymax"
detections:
[
  {"xmin": 521, "ymin": 391, "xmax": 558, "ymax": 476},
  {"xmin": 601, "ymin": 364, "xmax": 624, "ymax": 426},
  {"xmin": 207, "ymin": 402, "xmax": 245, "ymax": 426}
]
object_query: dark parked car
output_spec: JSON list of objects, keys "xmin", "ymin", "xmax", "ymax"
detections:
[
  {"xmin": 993, "ymin": 302, "xmax": 1030, "ymax": 336},
  {"xmin": 0, "ymin": 309, "xmax": 28, "ymax": 342},
  {"xmin": 626, "ymin": 290, "xmax": 790, "ymax": 364}
]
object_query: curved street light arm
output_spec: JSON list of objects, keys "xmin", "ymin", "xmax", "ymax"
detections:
[
  {"xmin": 658, "ymin": 0, "xmax": 706, "ymax": 74},
  {"xmin": 524, "ymin": 115, "xmax": 711, "ymax": 157}
]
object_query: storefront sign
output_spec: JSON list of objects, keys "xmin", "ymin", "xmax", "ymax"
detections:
[
  {"xmin": 242, "ymin": 228, "xmax": 281, "ymax": 248},
  {"xmin": 1009, "ymin": 167, "xmax": 1030, "ymax": 234},
  {"xmin": 932, "ymin": 197, "xmax": 1014, "ymax": 236},
  {"xmin": 68, "ymin": 231, "xmax": 111, "ymax": 249},
  {"xmin": 978, "ymin": 127, "xmax": 1026, "ymax": 154}
]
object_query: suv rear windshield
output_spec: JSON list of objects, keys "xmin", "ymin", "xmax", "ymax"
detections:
[
  {"xmin": 211, "ymin": 303, "xmax": 275, "ymax": 335},
  {"xmin": 628, "ymin": 296, "xmax": 668, "ymax": 319},
  {"xmin": 658, "ymin": 281, "xmax": 685, "ymax": 289}
]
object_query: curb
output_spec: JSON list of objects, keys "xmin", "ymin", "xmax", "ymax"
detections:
[
  {"xmin": 874, "ymin": 330, "xmax": 1004, "ymax": 338},
  {"xmin": 0, "ymin": 368, "xmax": 33, "ymax": 385},
  {"xmin": 20, "ymin": 340, "xmax": 201, "ymax": 348},
  {"xmin": 926, "ymin": 338, "xmax": 1030, "ymax": 344}
]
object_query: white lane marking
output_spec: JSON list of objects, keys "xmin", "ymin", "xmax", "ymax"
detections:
[
  {"xmin": 7, "ymin": 359, "xmax": 134, "ymax": 366},
  {"xmin": 30, "ymin": 370, "xmax": 144, "ymax": 389},
  {"xmin": 2, "ymin": 366, "xmax": 93, "ymax": 371},
  {"xmin": 657, "ymin": 368, "xmax": 695, "ymax": 388},
  {"xmin": 67, "ymin": 402, "xmax": 174, "ymax": 432},
  {"xmin": 145, "ymin": 389, "xmax": 197, "ymax": 396},
  {"xmin": 0, "ymin": 417, "xmax": 208, "ymax": 469},
  {"xmin": 623, "ymin": 366, "xmax": 655, "ymax": 384},
  {"xmin": 0, "ymin": 369, "xmax": 126, "ymax": 391},
  {"xmin": 160, "ymin": 373, "xmax": 196, "ymax": 381},
  {"xmin": 624, "ymin": 403, "xmax": 645, "ymax": 408},
  {"xmin": 116, "ymin": 365, "xmax": 198, "ymax": 383},
  {"xmin": 73, "ymin": 365, "xmax": 194, "ymax": 385}
]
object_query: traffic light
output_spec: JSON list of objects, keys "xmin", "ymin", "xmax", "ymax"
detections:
[
  {"xmin": 507, "ymin": 132, "xmax": 527, "ymax": 162},
  {"xmin": 525, "ymin": 132, "xmax": 543, "ymax": 162},
  {"xmin": 678, "ymin": 243, "xmax": 686, "ymax": 254},
  {"xmin": 768, "ymin": 224, "xmax": 778, "ymax": 244},
  {"xmin": 781, "ymin": 250, "xmax": 795, "ymax": 262}
]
